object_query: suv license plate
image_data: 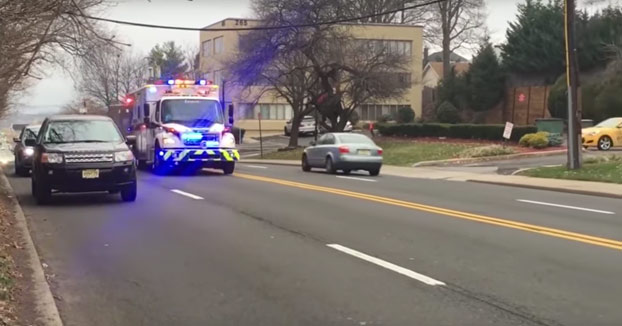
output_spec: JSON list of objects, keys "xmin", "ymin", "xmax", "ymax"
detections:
[{"xmin": 82, "ymin": 169, "xmax": 100, "ymax": 179}]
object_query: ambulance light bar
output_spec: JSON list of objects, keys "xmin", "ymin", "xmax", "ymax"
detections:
[{"xmin": 166, "ymin": 79, "xmax": 212, "ymax": 86}]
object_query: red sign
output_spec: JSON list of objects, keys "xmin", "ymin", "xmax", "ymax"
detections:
[{"xmin": 518, "ymin": 93, "xmax": 526, "ymax": 103}]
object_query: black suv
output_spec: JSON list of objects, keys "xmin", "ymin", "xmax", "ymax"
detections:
[{"xmin": 27, "ymin": 115, "xmax": 137, "ymax": 204}]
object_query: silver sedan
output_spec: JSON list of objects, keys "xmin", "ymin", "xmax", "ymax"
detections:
[{"xmin": 302, "ymin": 133, "xmax": 382, "ymax": 176}]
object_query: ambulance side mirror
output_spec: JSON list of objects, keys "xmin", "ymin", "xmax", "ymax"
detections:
[{"xmin": 228, "ymin": 104, "xmax": 234, "ymax": 125}]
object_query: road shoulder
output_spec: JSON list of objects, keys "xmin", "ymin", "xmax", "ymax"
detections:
[{"xmin": 0, "ymin": 171, "xmax": 63, "ymax": 326}]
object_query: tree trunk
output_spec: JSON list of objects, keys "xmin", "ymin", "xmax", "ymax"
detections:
[
  {"xmin": 287, "ymin": 111, "xmax": 303, "ymax": 148},
  {"xmin": 441, "ymin": 3, "xmax": 451, "ymax": 80}
]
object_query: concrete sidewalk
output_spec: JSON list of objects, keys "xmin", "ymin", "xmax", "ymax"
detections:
[{"xmin": 240, "ymin": 159, "xmax": 622, "ymax": 198}]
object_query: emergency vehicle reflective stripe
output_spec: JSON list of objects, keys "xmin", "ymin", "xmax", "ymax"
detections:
[{"xmin": 160, "ymin": 150, "xmax": 240, "ymax": 162}]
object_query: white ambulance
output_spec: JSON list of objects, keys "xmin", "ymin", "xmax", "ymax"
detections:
[{"xmin": 125, "ymin": 79, "xmax": 239, "ymax": 175}]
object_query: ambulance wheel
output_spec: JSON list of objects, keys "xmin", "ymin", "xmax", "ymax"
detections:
[
  {"xmin": 152, "ymin": 144, "xmax": 167, "ymax": 175},
  {"xmin": 222, "ymin": 162, "xmax": 235, "ymax": 175}
]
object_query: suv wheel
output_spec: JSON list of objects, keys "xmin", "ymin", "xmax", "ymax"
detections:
[{"xmin": 120, "ymin": 182, "xmax": 137, "ymax": 202}]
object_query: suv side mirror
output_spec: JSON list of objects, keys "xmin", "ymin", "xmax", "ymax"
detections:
[
  {"xmin": 125, "ymin": 135, "xmax": 137, "ymax": 145},
  {"xmin": 228, "ymin": 104, "xmax": 234, "ymax": 125},
  {"xmin": 13, "ymin": 137, "xmax": 20, "ymax": 143},
  {"xmin": 24, "ymin": 139, "xmax": 36, "ymax": 147}
]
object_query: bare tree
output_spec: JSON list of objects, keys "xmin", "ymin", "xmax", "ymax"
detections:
[
  {"xmin": 428, "ymin": 0, "xmax": 486, "ymax": 78},
  {"xmin": 344, "ymin": 0, "xmax": 432, "ymax": 24},
  {"xmin": 0, "ymin": 0, "xmax": 115, "ymax": 118},
  {"xmin": 61, "ymin": 97, "xmax": 107, "ymax": 115},
  {"xmin": 183, "ymin": 44, "xmax": 201, "ymax": 80}
]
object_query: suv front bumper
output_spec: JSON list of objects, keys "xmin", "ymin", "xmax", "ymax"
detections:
[
  {"xmin": 159, "ymin": 148, "xmax": 240, "ymax": 163},
  {"xmin": 38, "ymin": 162, "xmax": 136, "ymax": 192}
]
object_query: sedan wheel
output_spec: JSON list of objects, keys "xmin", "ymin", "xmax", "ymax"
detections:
[
  {"xmin": 325, "ymin": 157, "xmax": 336, "ymax": 174},
  {"xmin": 302, "ymin": 154, "xmax": 311, "ymax": 172},
  {"xmin": 598, "ymin": 136, "xmax": 612, "ymax": 151}
]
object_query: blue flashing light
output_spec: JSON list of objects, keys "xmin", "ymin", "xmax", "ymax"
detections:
[
  {"xmin": 159, "ymin": 151, "xmax": 165, "ymax": 156},
  {"xmin": 181, "ymin": 132, "xmax": 203, "ymax": 141},
  {"xmin": 198, "ymin": 79, "xmax": 207, "ymax": 86},
  {"xmin": 166, "ymin": 79, "xmax": 175, "ymax": 85}
]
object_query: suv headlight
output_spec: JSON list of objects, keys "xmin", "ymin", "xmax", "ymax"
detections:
[
  {"xmin": 115, "ymin": 150, "xmax": 134, "ymax": 162},
  {"xmin": 41, "ymin": 153, "xmax": 63, "ymax": 164},
  {"xmin": 23, "ymin": 147, "xmax": 34, "ymax": 156}
]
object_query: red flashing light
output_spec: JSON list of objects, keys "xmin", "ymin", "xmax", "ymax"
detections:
[{"xmin": 338, "ymin": 146, "xmax": 350, "ymax": 154}]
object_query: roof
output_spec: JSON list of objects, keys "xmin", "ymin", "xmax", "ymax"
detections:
[
  {"xmin": 425, "ymin": 51, "xmax": 469, "ymax": 63},
  {"xmin": 426, "ymin": 62, "xmax": 471, "ymax": 77},
  {"xmin": 202, "ymin": 17, "xmax": 423, "ymax": 30},
  {"xmin": 202, "ymin": 18, "xmax": 262, "ymax": 30},
  {"xmin": 47, "ymin": 115, "xmax": 113, "ymax": 121}
]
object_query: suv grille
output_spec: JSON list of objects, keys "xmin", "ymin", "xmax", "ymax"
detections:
[{"xmin": 65, "ymin": 153, "xmax": 114, "ymax": 163}]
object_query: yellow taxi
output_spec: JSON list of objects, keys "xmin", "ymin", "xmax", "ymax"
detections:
[{"xmin": 582, "ymin": 117, "xmax": 622, "ymax": 150}]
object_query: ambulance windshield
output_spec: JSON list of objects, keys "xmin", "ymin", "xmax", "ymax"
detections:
[{"xmin": 161, "ymin": 99, "xmax": 224, "ymax": 127}]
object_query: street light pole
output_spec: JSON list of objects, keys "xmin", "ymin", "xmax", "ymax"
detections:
[{"xmin": 564, "ymin": 0, "xmax": 581, "ymax": 169}]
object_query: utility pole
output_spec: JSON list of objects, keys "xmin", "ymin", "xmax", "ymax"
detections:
[{"xmin": 564, "ymin": 0, "xmax": 581, "ymax": 169}]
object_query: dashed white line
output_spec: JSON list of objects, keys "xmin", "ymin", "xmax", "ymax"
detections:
[
  {"xmin": 336, "ymin": 176, "xmax": 377, "ymax": 182},
  {"xmin": 170, "ymin": 189, "xmax": 204, "ymax": 200},
  {"xmin": 326, "ymin": 244, "xmax": 445, "ymax": 286},
  {"xmin": 242, "ymin": 165, "xmax": 268, "ymax": 169},
  {"xmin": 517, "ymin": 199, "xmax": 615, "ymax": 215}
]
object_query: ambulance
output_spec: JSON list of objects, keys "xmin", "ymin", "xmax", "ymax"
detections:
[{"xmin": 124, "ymin": 79, "xmax": 239, "ymax": 175}]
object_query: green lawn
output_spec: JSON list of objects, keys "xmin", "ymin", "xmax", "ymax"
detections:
[
  {"xmin": 260, "ymin": 141, "xmax": 480, "ymax": 166},
  {"xmin": 521, "ymin": 161, "xmax": 622, "ymax": 184}
]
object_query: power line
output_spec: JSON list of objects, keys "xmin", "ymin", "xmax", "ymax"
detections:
[{"xmin": 64, "ymin": 0, "xmax": 444, "ymax": 32}]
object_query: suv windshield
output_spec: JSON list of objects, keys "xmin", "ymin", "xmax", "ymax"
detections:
[
  {"xmin": 43, "ymin": 120, "xmax": 122, "ymax": 144},
  {"xmin": 161, "ymin": 99, "xmax": 223, "ymax": 127}
]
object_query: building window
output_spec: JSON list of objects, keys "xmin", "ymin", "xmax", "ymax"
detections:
[
  {"xmin": 202, "ymin": 40, "xmax": 212, "ymax": 57},
  {"xmin": 356, "ymin": 39, "xmax": 412, "ymax": 57},
  {"xmin": 360, "ymin": 104, "xmax": 411, "ymax": 121},
  {"xmin": 214, "ymin": 36, "xmax": 224, "ymax": 54},
  {"xmin": 257, "ymin": 104, "xmax": 292, "ymax": 120},
  {"xmin": 397, "ymin": 72, "xmax": 412, "ymax": 87}
]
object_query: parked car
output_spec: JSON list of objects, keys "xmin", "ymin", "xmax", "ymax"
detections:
[
  {"xmin": 285, "ymin": 116, "xmax": 316, "ymax": 136},
  {"xmin": 285, "ymin": 116, "xmax": 353, "ymax": 136},
  {"xmin": 13, "ymin": 124, "xmax": 40, "ymax": 176},
  {"xmin": 28, "ymin": 115, "xmax": 137, "ymax": 204},
  {"xmin": 581, "ymin": 117, "xmax": 622, "ymax": 150},
  {"xmin": 302, "ymin": 133, "xmax": 382, "ymax": 176}
]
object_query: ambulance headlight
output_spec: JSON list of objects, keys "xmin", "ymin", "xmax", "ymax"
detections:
[
  {"xmin": 220, "ymin": 133, "xmax": 235, "ymax": 148},
  {"xmin": 162, "ymin": 136, "xmax": 176, "ymax": 145}
]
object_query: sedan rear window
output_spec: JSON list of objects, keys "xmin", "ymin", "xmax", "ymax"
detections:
[{"xmin": 337, "ymin": 134, "xmax": 375, "ymax": 145}]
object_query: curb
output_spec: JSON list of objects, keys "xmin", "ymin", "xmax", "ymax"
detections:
[
  {"xmin": 412, "ymin": 149, "xmax": 568, "ymax": 167},
  {"xmin": 0, "ymin": 172, "xmax": 64, "ymax": 326},
  {"xmin": 468, "ymin": 179, "xmax": 622, "ymax": 199}
]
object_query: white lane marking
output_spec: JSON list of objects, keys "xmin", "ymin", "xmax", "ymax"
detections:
[
  {"xmin": 336, "ymin": 176, "xmax": 377, "ymax": 182},
  {"xmin": 241, "ymin": 153, "xmax": 261, "ymax": 158},
  {"xmin": 170, "ymin": 189, "xmax": 204, "ymax": 200},
  {"xmin": 327, "ymin": 244, "xmax": 445, "ymax": 286},
  {"xmin": 517, "ymin": 199, "xmax": 615, "ymax": 215},
  {"xmin": 242, "ymin": 164, "xmax": 268, "ymax": 169}
]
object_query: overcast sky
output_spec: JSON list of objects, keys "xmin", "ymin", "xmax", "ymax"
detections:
[{"xmin": 15, "ymin": 0, "xmax": 614, "ymax": 115}]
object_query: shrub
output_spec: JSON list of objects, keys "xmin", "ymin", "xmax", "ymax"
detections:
[
  {"xmin": 375, "ymin": 123, "xmax": 537, "ymax": 141},
  {"xmin": 547, "ymin": 133, "xmax": 563, "ymax": 147},
  {"xmin": 529, "ymin": 133, "xmax": 549, "ymax": 148},
  {"xmin": 436, "ymin": 101, "xmax": 461, "ymax": 124},
  {"xmin": 459, "ymin": 145, "xmax": 517, "ymax": 158},
  {"xmin": 377, "ymin": 114, "xmax": 392, "ymax": 123},
  {"xmin": 519, "ymin": 133, "xmax": 534, "ymax": 147},
  {"xmin": 396, "ymin": 106, "xmax": 415, "ymax": 123}
]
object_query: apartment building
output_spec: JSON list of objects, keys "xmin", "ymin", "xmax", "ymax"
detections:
[{"xmin": 199, "ymin": 18, "xmax": 423, "ymax": 132}]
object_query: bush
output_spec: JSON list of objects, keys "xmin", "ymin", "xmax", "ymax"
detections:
[
  {"xmin": 377, "ymin": 114, "xmax": 392, "ymax": 123},
  {"xmin": 396, "ymin": 106, "xmax": 415, "ymax": 123},
  {"xmin": 547, "ymin": 133, "xmax": 563, "ymax": 147},
  {"xmin": 529, "ymin": 133, "xmax": 549, "ymax": 148},
  {"xmin": 519, "ymin": 133, "xmax": 534, "ymax": 147},
  {"xmin": 375, "ymin": 123, "xmax": 537, "ymax": 141},
  {"xmin": 436, "ymin": 101, "xmax": 461, "ymax": 124},
  {"xmin": 459, "ymin": 145, "xmax": 516, "ymax": 158}
]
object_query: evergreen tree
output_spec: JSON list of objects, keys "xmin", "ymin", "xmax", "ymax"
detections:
[
  {"xmin": 148, "ymin": 41, "xmax": 188, "ymax": 79},
  {"xmin": 468, "ymin": 40, "xmax": 505, "ymax": 111}
]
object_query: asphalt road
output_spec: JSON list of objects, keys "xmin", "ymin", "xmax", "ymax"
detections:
[{"xmin": 5, "ymin": 163, "xmax": 622, "ymax": 326}]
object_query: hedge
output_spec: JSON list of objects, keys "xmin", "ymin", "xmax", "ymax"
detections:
[{"xmin": 376, "ymin": 123, "xmax": 537, "ymax": 142}]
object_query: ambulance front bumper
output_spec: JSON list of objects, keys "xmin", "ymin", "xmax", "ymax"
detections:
[{"xmin": 159, "ymin": 148, "xmax": 240, "ymax": 163}]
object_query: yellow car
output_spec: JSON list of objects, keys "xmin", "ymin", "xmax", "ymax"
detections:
[{"xmin": 582, "ymin": 117, "xmax": 622, "ymax": 150}]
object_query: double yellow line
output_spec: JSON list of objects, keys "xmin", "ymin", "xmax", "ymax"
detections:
[{"xmin": 235, "ymin": 173, "xmax": 622, "ymax": 251}]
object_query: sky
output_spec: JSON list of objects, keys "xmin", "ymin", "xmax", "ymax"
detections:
[{"xmin": 12, "ymin": 0, "xmax": 615, "ymax": 117}]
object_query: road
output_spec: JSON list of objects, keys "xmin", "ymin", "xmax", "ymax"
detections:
[{"xmin": 5, "ymin": 163, "xmax": 622, "ymax": 326}]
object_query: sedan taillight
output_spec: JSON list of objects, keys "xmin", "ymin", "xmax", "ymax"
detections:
[
  {"xmin": 377, "ymin": 148, "xmax": 383, "ymax": 155},
  {"xmin": 338, "ymin": 146, "xmax": 350, "ymax": 154}
]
